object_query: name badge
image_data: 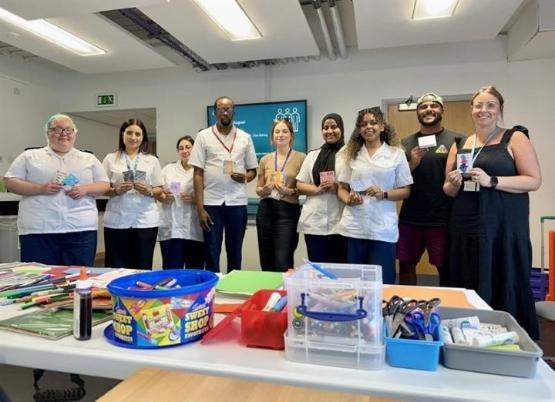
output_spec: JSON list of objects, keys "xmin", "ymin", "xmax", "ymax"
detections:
[
  {"xmin": 463, "ymin": 181, "xmax": 480, "ymax": 192},
  {"xmin": 319, "ymin": 171, "xmax": 335, "ymax": 184},
  {"xmin": 270, "ymin": 171, "xmax": 283, "ymax": 185},
  {"xmin": 223, "ymin": 160, "xmax": 234, "ymax": 175}
]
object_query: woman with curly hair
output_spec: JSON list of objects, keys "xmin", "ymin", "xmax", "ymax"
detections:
[{"xmin": 335, "ymin": 107, "xmax": 412, "ymax": 284}]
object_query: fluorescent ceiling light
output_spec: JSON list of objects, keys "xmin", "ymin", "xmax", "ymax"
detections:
[
  {"xmin": 412, "ymin": 0, "xmax": 459, "ymax": 20},
  {"xmin": 0, "ymin": 7, "xmax": 106, "ymax": 56},
  {"xmin": 193, "ymin": 0, "xmax": 262, "ymax": 41}
]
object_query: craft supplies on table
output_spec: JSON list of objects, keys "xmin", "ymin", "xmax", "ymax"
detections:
[
  {"xmin": 284, "ymin": 262, "xmax": 384, "ymax": 370},
  {"xmin": 439, "ymin": 307, "xmax": 543, "ymax": 378},
  {"xmin": 202, "ymin": 289, "xmax": 288, "ymax": 350},
  {"xmin": 382, "ymin": 296, "xmax": 443, "ymax": 371},
  {"xmin": 105, "ymin": 269, "xmax": 218, "ymax": 349}
]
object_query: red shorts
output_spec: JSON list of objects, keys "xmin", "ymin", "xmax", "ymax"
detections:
[{"xmin": 397, "ymin": 224, "xmax": 447, "ymax": 267}]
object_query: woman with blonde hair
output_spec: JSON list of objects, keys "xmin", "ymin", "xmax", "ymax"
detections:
[{"xmin": 442, "ymin": 85, "xmax": 541, "ymax": 338}]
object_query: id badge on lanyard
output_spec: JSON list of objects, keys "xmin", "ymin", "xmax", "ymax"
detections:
[{"xmin": 212, "ymin": 126, "xmax": 237, "ymax": 176}]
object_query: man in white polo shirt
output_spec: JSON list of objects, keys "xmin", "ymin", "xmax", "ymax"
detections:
[{"xmin": 191, "ymin": 96, "xmax": 258, "ymax": 273}]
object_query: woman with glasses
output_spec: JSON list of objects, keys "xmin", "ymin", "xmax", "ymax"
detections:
[
  {"xmin": 442, "ymin": 86, "xmax": 541, "ymax": 339},
  {"xmin": 102, "ymin": 118, "xmax": 163, "ymax": 269},
  {"xmin": 156, "ymin": 135, "xmax": 204, "ymax": 269},
  {"xmin": 335, "ymin": 107, "xmax": 412, "ymax": 284},
  {"xmin": 296, "ymin": 113, "xmax": 347, "ymax": 263},
  {"xmin": 255, "ymin": 118, "xmax": 306, "ymax": 272},
  {"xmin": 3, "ymin": 114, "xmax": 109, "ymax": 266}
]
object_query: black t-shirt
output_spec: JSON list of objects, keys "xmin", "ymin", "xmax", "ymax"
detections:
[{"xmin": 399, "ymin": 128, "xmax": 465, "ymax": 227}]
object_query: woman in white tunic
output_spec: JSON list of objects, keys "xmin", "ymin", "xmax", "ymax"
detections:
[
  {"xmin": 157, "ymin": 136, "xmax": 204, "ymax": 269},
  {"xmin": 335, "ymin": 107, "xmax": 412, "ymax": 284},
  {"xmin": 103, "ymin": 118, "xmax": 163, "ymax": 270},
  {"xmin": 3, "ymin": 114, "xmax": 109, "ymax": 266},
  {"xmin": 296, "ymin": 113, "xmax": 347, "ymax": 263}
]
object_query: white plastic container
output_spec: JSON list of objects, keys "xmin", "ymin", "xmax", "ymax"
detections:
[{"xmin": 284, "ymin": 262, "xmax": 384, "ymax": 370}]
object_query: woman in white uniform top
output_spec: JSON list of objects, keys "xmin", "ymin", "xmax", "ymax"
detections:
[
  {"xmin": 157, "ymin": 135, "xmax": 204, "ymax": 269},
  {"xmin": 3, "ymin": 114, "xmax": 109, "ymax": 266},
  {"xmin": 335, "ymin": 107, "xmax": 412, "ymax": 284},
  {"xmin": 296, "ymin": 113, "xmax": 347, "ymax": 263},
  {"xmin": 103, "ymin": 118, "xmax": 163, "ymax": 270}
]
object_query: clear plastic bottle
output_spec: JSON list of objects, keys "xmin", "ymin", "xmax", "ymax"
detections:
[{"xmin": 73, "ymin": 267, "xmax": 92, "ymax": 340}]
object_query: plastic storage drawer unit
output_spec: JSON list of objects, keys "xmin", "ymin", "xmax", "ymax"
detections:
[
  {"xmin": 439, "ymin": 307, "xmax": 543, "ymax": 378},
  {"xmin": 284, "ymin": 262, "xmax": 384, "ymax": 370}
]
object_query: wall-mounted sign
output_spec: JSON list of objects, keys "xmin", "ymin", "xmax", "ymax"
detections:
[{"xmin": 96, "ymin": 93, "xmax": 117, "ymax": 107}]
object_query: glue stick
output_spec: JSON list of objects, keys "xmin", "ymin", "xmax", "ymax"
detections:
[
  {"xmin": 441, "ymin": 316, "xmax": 480, "ymax": 330},
  {"xmin": 471, "ymin": 331, "xmax": 519, "ymax": 348},
  {"xmin": 73, "ymin": 267, "xmax": 92, "ymax": 340}
]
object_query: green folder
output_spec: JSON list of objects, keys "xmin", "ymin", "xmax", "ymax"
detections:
[
  {"xmin": 0, "ymin": 308, "xmax": 111, "ymax": 339},
  {"xmin": 215, "ymin": 270, "xmax": 283, "ymax": 296}
]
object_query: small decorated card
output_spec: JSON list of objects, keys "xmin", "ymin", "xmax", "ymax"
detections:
[
  {"xmin": 418, "ymin": 134, "xmax": 437, "ymax": 149},
  {"xmin": 456, "ymin": 152, "xmax": 472, "ymax": 175}
]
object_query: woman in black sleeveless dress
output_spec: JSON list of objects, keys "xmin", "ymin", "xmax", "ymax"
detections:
[{"xmin": 442, "ymin": 86, "xmax": 542, "ymax": 339}]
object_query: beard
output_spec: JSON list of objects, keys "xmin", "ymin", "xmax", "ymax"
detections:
[
  {"xmin": 418, "ymin": 112, "xmax": 442, "ymax": 127},
  {"xmin": 219, "ymin": 117, "xmax": 232, "ymax": 126}
]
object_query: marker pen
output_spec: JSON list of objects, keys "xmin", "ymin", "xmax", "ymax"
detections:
[{"xmin": 262, "ymin": 292, "xmax": 282, "ymax": 312}]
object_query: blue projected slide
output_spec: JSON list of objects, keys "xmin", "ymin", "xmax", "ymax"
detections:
[{"xmin": 207, "ymin": 100, "xmax": 307, "ymax": 158}]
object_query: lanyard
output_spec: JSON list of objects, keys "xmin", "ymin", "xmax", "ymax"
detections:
[
  {"xmin": 211, "ymin": 125, "xmax": 237, "ymax": 155},
  {"xmin": 125, "ymin": 153, "xmax": 140, "ymax": 173},
  {"xmin": 470, "ymin": 126, "xmax": 499, "ymax": 165},
  {"xmin": 274, "ymin": 148, "xmax": 292, "ymax": 172}
]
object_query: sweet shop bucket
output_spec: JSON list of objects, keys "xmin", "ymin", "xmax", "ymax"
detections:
[{"xmin": 105, "ymin": 269, "xmax": 218, "ymax": 349}]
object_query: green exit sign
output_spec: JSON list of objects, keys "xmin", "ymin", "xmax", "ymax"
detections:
[{"xmin": 96, "ymin": 93, "xmax": 117, "ymax": 107}]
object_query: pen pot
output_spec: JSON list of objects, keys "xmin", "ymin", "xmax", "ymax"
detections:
[{"xmin": 241, "ymin": 289, "xmax": 287, "ymax": 350}]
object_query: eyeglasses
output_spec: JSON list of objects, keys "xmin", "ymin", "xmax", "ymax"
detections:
[
  {"xmin": 472, "ymin": 102, "xmax": 499, "ymax": 112},
  {"xmin": 215, "ymin": 107, "xmax": 234, "ymax": 114},
  {"xmin": 49, "ymin": 127, "xmax": 75, "ymax": 135}
]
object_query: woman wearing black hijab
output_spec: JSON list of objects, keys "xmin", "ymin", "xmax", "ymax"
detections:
[{"xmin": 296, "ymin": 113, "xmax": 347, "ymax": 263}]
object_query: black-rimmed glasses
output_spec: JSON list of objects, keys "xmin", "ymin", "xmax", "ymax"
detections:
[{"xmin": 49, "ymin": 127, "xmax": 75, "ymax": 135}]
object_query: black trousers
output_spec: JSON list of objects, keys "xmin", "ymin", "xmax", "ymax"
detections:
[
  {"xmin": 104, "ymin": 227, "xmax": 158, "ymax": 270},
  {"xmin": 256, "ymin": 198, "xmax": 300, "ymax": 272}
]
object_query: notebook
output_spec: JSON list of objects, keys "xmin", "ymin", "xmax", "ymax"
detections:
[{"xmin": 215, "ymin": 270, "xmax": 283, "ymax": 296}]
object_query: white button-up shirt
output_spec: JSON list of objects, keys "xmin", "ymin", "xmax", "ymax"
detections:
[
  {"xmin": 334, "ymin": 144, "xmax": 413, "ymax": 243},
  {"xmin": 190, "ymin": 125, "xmax": 258, "ymax": 206},
  {"xmin": 158, "ymin": 162, "xmax": 203, "ymax": 242},
  {"xmin": 102, "ymin": 152, "xmax": 163, "ymax": 229},
  {"xmin": 296, "ymin": 149, "xmax": 344, "ymax": 235},
  {"xmin": 4, "ymin": 146, "xmax": 109, "ymax": 235}
]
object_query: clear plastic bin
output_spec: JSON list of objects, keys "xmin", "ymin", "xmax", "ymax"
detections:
[{"xmin": 284, "ymin": 262, "xmax": 384, "ymax": 370}]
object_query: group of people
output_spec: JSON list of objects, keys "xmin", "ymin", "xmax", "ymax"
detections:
[{"xmin": 3, "ymin": 86, "xmax": 542, "ymax": 338}]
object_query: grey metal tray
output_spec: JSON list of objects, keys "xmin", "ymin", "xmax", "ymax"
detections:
[{"xmin": 439, "ymin": 307, "xmax": 543, "ymax": 378}]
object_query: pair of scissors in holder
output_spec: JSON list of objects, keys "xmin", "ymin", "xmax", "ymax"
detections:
[
  {"xmin": 404, "ymin": 308, "xmax": 441, "ymax": 341},
  {"xmin": 383, "ymin": 296, "xmax": 417, "ymax": 338}
]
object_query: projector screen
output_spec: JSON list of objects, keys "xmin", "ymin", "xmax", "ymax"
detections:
[{"xmin": 207, "ymin": 100, "xmax": 307, "ymax": 159}]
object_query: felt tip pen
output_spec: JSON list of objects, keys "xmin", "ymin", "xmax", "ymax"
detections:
[
  {"xmin": 303, "ymin": 259, "xmax": 337, "ymax": 279},
  {"xmin": 270, "ymin": 295, "xmax": 287, "ymax": 312},
  {"xmin": 136, "ymin": 280, "xmax": 154, "ymax": 289},
  {"xmin": 262, "ymin": 292, "xmax": 282, "ymax": 312}
]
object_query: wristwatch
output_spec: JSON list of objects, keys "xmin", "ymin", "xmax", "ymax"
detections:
[
  {"xmin": 383, "ymin": 191, "xmax": 389, "ymax": 200},
  {"xmin": 489, "ymin": 176, "xmax": 498, "ymax": 189}
]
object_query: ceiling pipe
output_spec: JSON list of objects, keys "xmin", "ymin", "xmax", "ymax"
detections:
[
  {"xmin": 115, "ymin": 8, "xmax": 213, "ymax": 71},
  {"xmin": 312, "ymin": 0, "xmax": 336, "ymax": 60},
  {"xmin": 328, "ymin": 0, "xmax": 347, "ymax": 58}
]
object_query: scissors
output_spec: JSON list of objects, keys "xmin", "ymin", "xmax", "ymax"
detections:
[
  {"xmin": 404, "ymin": 308, "xmax": 441, "ymax": 341},
  {"xmin": 416, "ymin": 298, "xmax": 441, "ymax": 326},
  {"xmin": 383, "ymin": 296, "xmax": 418, "ymax": 338}
]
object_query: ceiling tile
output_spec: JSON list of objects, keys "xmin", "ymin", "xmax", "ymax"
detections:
[
  {"xmin": 0, "ymin": 13, "xmax": 174, "ymax": 73},
  {"xmin": 0, "ymin": 0, "xmax": 168, "ymax": 20},
  {"xmin": 354, "ymin": 0, "xmax": 526, "ymax": 50},
  {"xmin": 140, "ymin": 0, "xmax": 319, "ymax": 64}
]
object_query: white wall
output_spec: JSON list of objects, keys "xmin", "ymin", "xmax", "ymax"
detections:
[
  {"xmin": 67, "ymin": 115, "xmax": 119, "ymax": 161},
  {"xmin": 3, "ymin": 37, "xmax": 555, "ymax": 267},
  {"xmin": 0, "ymin": 57, "xmax": 62, "ymax": 175}
]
